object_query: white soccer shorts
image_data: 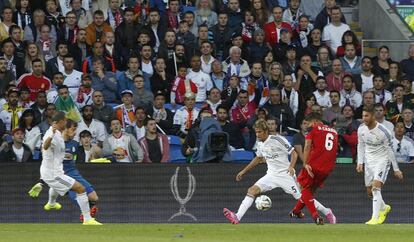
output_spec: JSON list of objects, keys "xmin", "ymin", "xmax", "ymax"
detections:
[
  {"xmin": 43, "ymin": 174, "xmax": 76, "ymax": 196},
  {"xmin": 255, "ymin": 173, "xmax": 301, "ymax": 199},
  {"xmin": 364, "ymin": 162, "xmax": 391, "ymax": 187}
]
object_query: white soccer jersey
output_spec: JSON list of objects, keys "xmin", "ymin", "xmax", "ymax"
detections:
[
  {"xmin": 40, "ymin": 127, "xmax": 66, "ymax": 180},
  {"xmin": 357, "ymin": 123, "xmax": 399, "ymax": 171},
  {"xmin": 256, "ymin": 135, "xmax": 294, "ymax": 175}
]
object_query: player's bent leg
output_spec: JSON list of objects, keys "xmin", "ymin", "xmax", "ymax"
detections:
[
  {"xmin": 366, "ymin": 181, "xmax": 384, "ymax": 225},
  {"xmin": 71, "ymin": 181, "xmax": 102, "ymax": 225},
  {"xmin": 223, "ymin": 185, "xmax": 261, "ymax": 224},
  {"xmin": 44, "ymin": 188, "xmax": 62, "ymax": 211}
]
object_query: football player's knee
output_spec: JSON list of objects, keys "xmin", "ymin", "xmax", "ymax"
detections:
[
  {"xmin": 74, "ymin": 183, "xmax": 86, "ymax": 194},
  {"xmin": 247, "ymin": 186, "xmax": 260, "ymax": 196}
]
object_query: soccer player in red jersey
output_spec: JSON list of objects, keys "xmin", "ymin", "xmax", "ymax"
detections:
[{"xmin": 290, "ymin": 112, "xmax": 338, "ymax": 225}]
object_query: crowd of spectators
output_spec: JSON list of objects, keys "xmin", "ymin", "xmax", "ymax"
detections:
[{"xmin": 0, "ymin": 0, "xmax": 413, "ymax": 164}]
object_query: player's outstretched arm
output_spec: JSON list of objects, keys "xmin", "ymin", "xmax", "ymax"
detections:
[{"xmin": 236, "ymin": 156, "xmax": 264, "ymax": 182}]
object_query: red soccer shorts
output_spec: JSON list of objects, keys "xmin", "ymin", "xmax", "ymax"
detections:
[{"xmin": 297, "ymin": 167, "xmax": 331, "ymax": 189}]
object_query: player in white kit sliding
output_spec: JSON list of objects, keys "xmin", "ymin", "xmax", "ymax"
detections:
[
  {"xmin": 40, "ymin": 111, "xmax": 102, "ymax": 225},
  {"xmin": 223, "ymin": 119, "xmax": 335, "ymax": 224},
  {"xmin": 356, "ymin": 106, "xmax": 403, "ymax": 225}
]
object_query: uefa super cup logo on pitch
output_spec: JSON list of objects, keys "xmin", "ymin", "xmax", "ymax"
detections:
[{"xmin": 169, "ymin": 167, "xmax": 197, "ymax": 221}]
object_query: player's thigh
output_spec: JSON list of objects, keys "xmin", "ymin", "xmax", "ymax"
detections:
[
  {"xmin": 364, "ymin": 165, "xmax": 375, "ymax": 187},
  {"xmin": 277, "ymin": 173, "xmax": 301, "ymax": 200},
  {"xmin": 372, "ymin": 162, "xmax": 391, "ymax": 187},
  {"xmin": 254, "ymin": 174, "xmax": 279, "ymax": 194},
  {"xmin": 297, "ymin": 168, "xmax": 315, "ymax": 189},
  {"xmin": 44, "ymin": 175, "xmax": 76, "ymax": 196},
  {"xmin": 69, "ymin": 172, "xmax": 95, "ymax": 195}
]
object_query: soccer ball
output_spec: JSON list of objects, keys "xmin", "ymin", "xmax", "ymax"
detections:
[{"xmin": 255, "ymin": 195, "xmax": 272, "ymax": 211}]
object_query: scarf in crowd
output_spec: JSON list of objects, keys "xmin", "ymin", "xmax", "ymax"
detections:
[
  {"xmin": 153, "ymin": 107, "xmax": 167, "ymax": 121},
  {"xmin": 167, "ymin": 10, "xmax": 178, "ymax": 30},
  {"xmin": 55, "ymin": 95, "xmax": 81, "ymax": 122},
  {"xmin": 3, "ymin": 103, "xmax": 23, "ymax": 130},
  {"xmin": 76, "ymin": 85, "xmax": 93, "ymax": 104},
  {"xmin": 108, "ymin": 9, "xmax": 123, "ymax": 29},
  {"xmin": 185, "ymin": 107, "xmax": 193, "ymax": 131},
  {"xmin": 121, "ymin": 105, "xmax": 135, "ymax": 128}
]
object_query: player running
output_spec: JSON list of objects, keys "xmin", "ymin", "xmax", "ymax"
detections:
[
  {"xmin": 36, "ymin": 111, "xmax": 101, "ymax": 225},
  {"xmin": 356, "ymin": 106, "xmax": 403, "ymax": 225},
  {"xmin": 290, "ymin": 112, "xmax": 338, "ymax": 225},
  {"xmin": 29, "ymin": 120, "xmax": 100, "ymax": 222},
  {"xmin": 223, "ymin": 119, "xmax": 334, "ymax": 224}
]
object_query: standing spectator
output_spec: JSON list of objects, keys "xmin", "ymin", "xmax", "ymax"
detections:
[
  {"xmin": 19, "ymin": 108, "xmax": 41, "ymax": 153},
  {"xmin": 132, "ymin": 74, "xmax": 153, "ymax": 111},
  {"xmin": 146, "ymin": 92, "xmax": 174, "ymax": 135},
  {"xmin": 90, "ymin": 57, "xmax": 118, "ymax": 103},
  {"xmin": 337, "ymin": 104, "xmax": 359, "ymax": 160},
  {"xmin": 91, "ymin": 90, "xmax": 113, "ymax": 131},
  {"xmin": 157, "ymin": 30, "xmax": 178, "ymax": 77},
  {"xmin": 37, "ymin": 103, "xmax": 55, "ymax": 135},
  {"xmin": 45, "ymin": 42, "xmax": 69, "ymax": 79},
  {"xmin": 322, "ymin": 90, "xmax": 341, "ymax": 123},
  {"xmin": 138, "ymin": 117, "xmax": 170, "ymax": 163},
  {"xmin": 103, "ymin": 31, "xmax": 123, "ymax": 71},
  {"xmin": 373, "ymin": 75, "xmax": 392, "ymax": 106},
  {"xmin": 0, "ymin": 128, "xmax": 33, "ymax": 162},
  {"xmin": 385, "ymin": 61, "xmax": 402, "ymax": 92},
  {"xmin": 262, "ymin": 88, "xmax": 295, "ymax": 135},
  {"xmin": 115, "ymin": 8, "xmax": 141, "ymax": 62},
  {"xmin": 226, "ymin": 0, "xmax": 243, "ymax": 29},
  {"xmin": 263, "ymin": 6, "xmax": 292, "ymax": 48},
  {"xmin": 400, "ymin": 44, "xmax": 414, "ymax": 82},
  {"xmin": 171, "ymin": 65, "xmax": 197, "ymax": 106},
  {"xmin": 209, "ymin": 11, "xmax": 232, "ymax": 61},
  {"xmin": 216, "ymin": 104, "xmax": 244, "ymax": 149},
  {"xmin": 186, "ymin": 55, "xmax": 213, "ymax": 103},
  {"xmin": 75, "ymin": 105, "xmax": 107, "ymax": 146},
  {"xmin": 195, "ymin": 0, "xmax": 218, "ymax": 28},
  {"xmin": 393, "ymin": 122, "xmax": 414, "ymax": 163},
  {"xmin": 314, "ymin": 0, "xmax": 346, "ymax": 30},
  {"xmin": 354, "ymin": 56, "xmax": 374, "ymax": 93},
  {"xmin": 103, "ymin": 118, "xmax": 143, "ymax": 163},
  {"xmin": 339, "ymin": 74, "xmax": 362, "ymax": 110},
  {"xmin": 13, "ymin": 0, "xmax": 31, "ymax": 30},
  {"xmin": 85, "ymin": 10, "xmax": 112, "ymax": 46},
  {"xmin": 339, "ymin": 43, "xmax": 361, "ymax": 75},
  {"xmin": 17, "ymin": 59, "xmax": 51, "ymax": 101},
  {"xmin": 292, "ymin": 118, "xmax": 308, "ymax": 164},
  {"xmin": 150, "ymin": 57, "xmax": 174, "ymax": 102},
  {"xmin": 24, "ymin": 9, "xmax": 57, "ymax": 42},
  {"xmin": 0, "ymin": 7, "xmax": 15, "ymax": 42},
  {"xmin": 374, "ymin": 103, "xmax": 394, "ymax": 133},
  {"xmin": 0, "ymin": 88, "xmax": 23, "ymax": 133},
  {"xmin": 106, "ymin": 0, "xmax": 123, "ymax": 30},
  {"xmin": 114, "ymin": 89, "xmax": 136, "ymax": 129},
  {"xmin": 321, "ymin": 6, "xmax": 349, "ymax": 56},
  {"xmin": 176, "ymin": 21, "xmax": 196, "ymax": 62},
  {"xmin": 293, "ymin": 15, "xmax": 313, "ymax": 48},
  {"xmin": 313, "ymin": 76, "xmax": 331, "ymax": 108},
  {"xmin": 326, "ymin": 58, "xmax": 347, "ymax": 92},
  {"xmin": 75, "ymin": 73, "xmax": 94, "ymax": 108}
]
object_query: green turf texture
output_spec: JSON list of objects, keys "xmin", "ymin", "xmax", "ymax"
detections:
[{"xmin": 1, "ymin": 224, "xmax": 413, "ymax": 242}]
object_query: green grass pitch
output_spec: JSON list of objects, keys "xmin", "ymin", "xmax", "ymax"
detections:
[{"xmin": 1, "ymin": 224, "xmax": 414, "ymax": 242}]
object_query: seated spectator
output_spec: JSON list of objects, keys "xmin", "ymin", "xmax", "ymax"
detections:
[
  {"xmin": 372, "ymin": 46, "xmax": 392, "ymax": 77},
  {"xmin": 247, "ymin": 29, "xmax": 269, "ymax": 64},
  {"xmin": 401, "ymin": 76, "xmax": 414, "ymax": 105},
  {"xmin": 251, "ymin": 0, "xmax": 269, "ymax": 27},
  {"xmin": 306, "ymin": 28, "xmax": 330, "ymax": 62},
  {"xmin": 125, "ymin": 106, "xmax": 147, "ymax": 141},
  {"xmin": 313, "ymin": 76, "xmax": 331, "ymax": 109},
  {"xmin": 60, "ymin": 10, "xmax": 80, "ymax": 44},
  {"xmin": 146, "ymin": 92, "xmax": 174, "ymax": 135},
  {"xmin": 282, "ymin": 0, "xmax": 302, "ymax": 25},
  {"xmin": 115, "ymin": 8, "xmax": 141, "ymax": 63},
  {"xmin": 210, "ymin": 60, "xmax": 227, "ymax": 91},
  {"xmin": 222, "ymin": 46, "xmax": 251, "ymax": 88},
  {"xmin": 150, "ymin": 57, "xmax": 174, "ymax": 102},
  {"xmin": 68, "ymin": 0, "xmax": 92, "ymax": 29},
  {"xmin": 17, "ymin": 59, "xmax": 52, "ymax": 102},
  {"xmin": 186, "ymin": 55, "xmax": 213, "ymax": 103},
  {"xmin": 294, "ymin": 54, "xmax": 322, "ymax": 99},
  {"xmin": 199, "ymin": 41, "xmax": 215, "ymax": 74},
  {"xmin": 19, "ymin": 87, "xmax": 33, "ymax": 109},
  {"xmin": 273, "ymin": 28, "xmax": 299, "ymax": 63},
  {"xmin": 184, "ymin": 11, "xmax": 198, "ymax": 37},
  {"xmin": 85, "ymin": 10, "xmax": 112, "ymax": 46},
  {"xmin": 321, "ymin": 6, "xmax": 349, "ymax": 56},
  {"xmin": 312, "ymin": 46, "xmax": 332, "ymax": 76},
  {"xmin": 267, "ymin": 62, "xmax": 284, "ymax": 88},
  {"xmin": 176, "ymin": 21, "xmax": 196, "ymax": 61},
  {"xmin": 25, "ymin": 43, "xmax": 46, "ymax": 74},
  {"xmin": 339, "ymin": 74, "xmax": 362, "ymax": 110},
  {"xmin": 76, "ymin": 130, "xmax": 103, "ymax": 163},
  {"xmin": 336, "ymin": 30, "xmax": 361, "ymax": 58},
  {"xmin": 0, "ymin": 57, "xmax": 15, "ymax": 94},
  {"xmin": 0, "ymin": 7, "xmax": 15, "ymax": 42},
  {"xmin": 138, "ymin": 117, "xmax": 169, "ymax": 163},
  {"xmin": 54, "ymin": 85, "xmax": 82, "ymax": 122},
  {"xmin": 45, "ymin": 42, "xmax": 69, "ymax": 80},
  {"xmin": 354, "ymin": 90, "xmax": 375, "ymax": 120},
  {"xmin": 91, "ymin": 90, "xmax": 115, "ymax": 131},
  {"xmin": 157, "ymin": 30, "xmax": 178, "ymax": 77},
  {"xmin": 46, "ymin": 72, "xmax": 64, "ymax": 104},
  {"xmin": 106, "ymin": 0, "xmax": 124, "ymax": 30},
  {"xmin": 116, "ymin": 55, "xmax": 144, "ymax": 93},
  {"xmin": 6, "ymin": 25, "xmax": 26, "ymax": 60},
  {"xmin": 247, "ymin": 62, "xmax": 269, "ymax": 106},
  {"xmin": 171, "ymin": 65, "xmax": 198, "ymax": 106},
  {"xmin": 293, "ymin": 15, "xmax": 313, "ymax": 48},
  {"xmin": 354, "ymin": 56, "xmax": 374, "ymax": 93},
  {"xmin": 292, "ymin": 119, "xmax": 308, "ymax": 163},
  {"xmin": 132, "ymin": 74, "xmax": 153, "ymax": 111},
  {"xmin": 401, "ymin": 108, "xmax": 414, "ymax": 140},
  {"xmin": 114, "ymin": 90, "xmax": 136, "ymax": 129},
  {"xmin": 314, "ymin": 0, "xmax": 346, "ymax": 30},
  {"xmin": 393, "ymin": 121, "xmax": 414, "ymax": 163},
  {"xmin": 19, "ymin": 109, "xmax": 41, "ymax": 153},
  {"xmin": 216, "ymin": 104, "xmax": 244, "ymax": 150},
  {"xmin": 45, "ymin": 0, "xmax": 65, "ymax": 34},
  {"xmin": 282, "ymin": 46, "xmax": 298, "ymax": 77},
  {"xmin": 326, "ymin": 58, "xmax": 348, "ymax": 92},
  {"xmin": 62, "ymin": 54, "xmax": 83, "ymax": 98},
  {"xmin": 24, "ymin": 9, "xmax": 57, "ymax": 42},
  {"xmin": 226, "ymin": 0, "xmax": 243, "ymax": 29},
  {"xmin": 90, "ymin": 57, "xmax": 118, "ymax": 104},
  {"xmin": 30, "ymin": 91, "xmax": 48, "ymax": 124},
  {"xmin": 0, "ymin": 128, "xmax": 33, "ymax": 162},
  {"xmin": 75, "ymin": 73, "xmax": 94, "ymax": 109},
  {"xmin": 0, "ymin": 88, "xmax": 23, "ymax": 133},
  {"xmin": 38, "ymin": 103, "xmax": 56, "ymax": 136},
  {"xmin": 103, "ymin": 118, "xmax": 143, "ymax": 163},
  {"xmin": 143, "ymin": 8, "xmax": 166, "ymax": 52},
  {"xmin": 75, "ymin": 105, "xmax": 107, "ymax": 147},
  {"xmin": 281, "ymin": 74, "xmax": 299, "ymax": 117},
  {"xmin": 71, "ymin": 29, "xmax": 90, "ymax": 65},
  {"xmin": 336, "ymin": 105, "xmax": 360, "ymax": 161},
  {"xmin": 102, "ymin": 32, "xmax": 122, "ymax": 71},
  {"xmin": 372, "ymin": 75, "xmax": 392, "ymax": 106},
  {"xmin": 231, "ymin": 90, "xmax": 257, "ymax": 147},
  {"xmin": 173, "ymin": 92, "xmax": 200, "ymax": 138},
  {"xmin": 374, "ymin": 103, "xmax": 394, "ymax": 133},
  {"xmin": 195, "ymin": 0, "xmax": 218, "ymax": 29},
  {"xmin": 385, "ymin": 61, "xmax": 402, "ymax": 92},
  {"xmin": 262, "ymin": 88, "xmax": 295, "ymax": 135},
  {"xmin": 322, "ymin": 90, "xmax": 341, "ymax": 124},
  {"xmin": 385, "ymin": 85, "xmax": 411, "ymax": 123},
  {"xmin": 266, "ymin": 116, "xmax": 279, "ymax": 135},
  {"xmin": 400, "ymin": 44, "xmax": 414, "ymax": 82},
  {"xmin": 1, "ymin": 39, "xmax": 25, "ymax": 79},
  {"xmin": 36, "ymin": 24, "xmax": 56, "ymax": 62},
  {"xmin": 339, "ymin": 43, "xmax": 362, "ymax": 75},
  {"xmin": 82, "ymin": 41, "xmax": 116, "ymax": 73}
]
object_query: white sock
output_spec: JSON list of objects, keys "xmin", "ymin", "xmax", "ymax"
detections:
[
  {"xmin": 314, "ymin": 199, "xmax": 330, "ymax": 216},
  {"xmin": 236, "ymin": 195, "xmax": 254, "ymax": 221},
  {"xmin": 48, "ymin": 188, "xmax": 59, "ymax": 205},
  {"xmin": 372, "ymin": 188, "xmax": 383, "ymax": 220},
  {"xmin": 380, "ymin": 199, "xmax": 386, "ymax": 211},
  {"xmin": 76, "ymin": 192, "xmax": 92, "ymax": 221}
]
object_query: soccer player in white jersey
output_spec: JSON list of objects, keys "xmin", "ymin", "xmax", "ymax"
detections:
[
  {"xmin": 356, "ymin": 106, "xmax": 403, "ymax": 225},
  {"xmin": 40, "ymin": 111, "xmax": 102, "ymax": 225},
  {"xmin": 223, "ymin": 119, "xmax": 334, "ymax": 224}
]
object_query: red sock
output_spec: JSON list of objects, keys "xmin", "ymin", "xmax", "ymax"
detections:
[
  {"xmin": 292, "ymin": 199, "xmax": 305, "ymax": 214},
  {"xmin": 301, "ymin": 188, "xmax": 318, "ymax": 219}
]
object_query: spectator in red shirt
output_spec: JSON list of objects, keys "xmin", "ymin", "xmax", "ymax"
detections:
[
  {"xmin": 263, "ymin": 6, "xmax": 292, "ymax": 49},
  {"xmin": 17, "ymin": 58, "xmax": 51, "ymax": 101}
]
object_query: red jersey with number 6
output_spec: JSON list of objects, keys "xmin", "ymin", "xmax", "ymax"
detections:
[{"xmin": 306, "ymin": 123, "xmax": 338, "ymax": 173}]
